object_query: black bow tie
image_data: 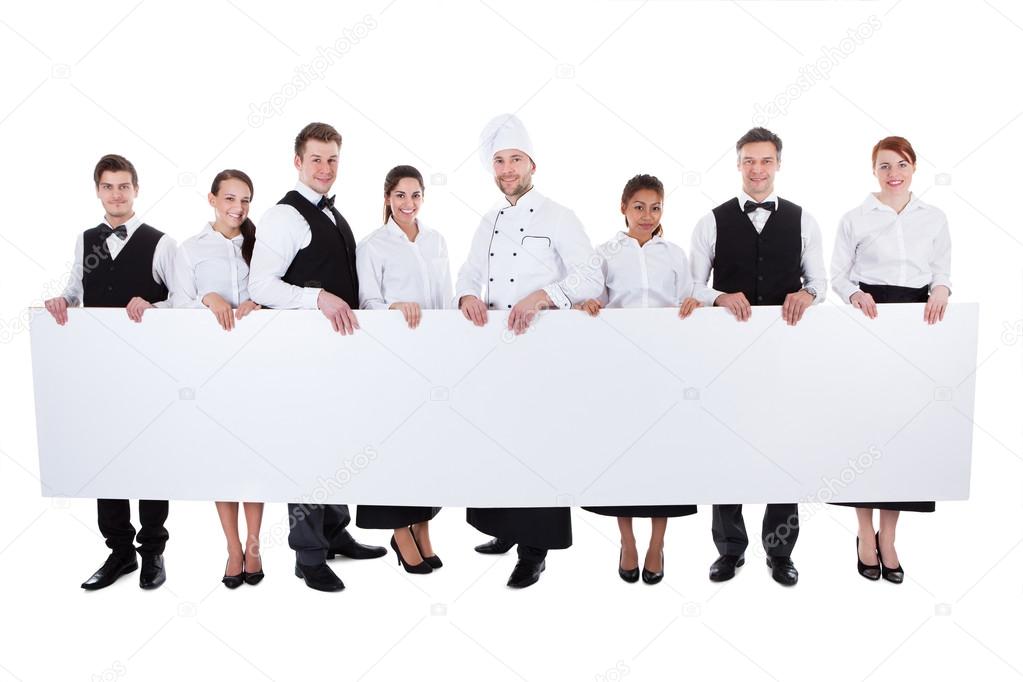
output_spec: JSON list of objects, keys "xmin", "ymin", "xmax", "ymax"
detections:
[
  {"xmin": 317, "ymin": 195, "xmax": 336, "ymax": 210},
  {"xmin": 743, "ymin": 200, "xmax": 775, "ymax": 213},
  {"xmin": 99, "ymin": 224, "xmax": 128, "ymax": 241}
]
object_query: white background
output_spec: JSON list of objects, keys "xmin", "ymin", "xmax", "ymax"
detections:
[{"xmin": 0, "ymin": 1, "xmax": 1021, "ymax": 680}]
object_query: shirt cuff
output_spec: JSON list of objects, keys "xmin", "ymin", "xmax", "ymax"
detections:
[
  {"xmin": 303, "ymin": 287, "xmax": 323, "ymax": 310},
  {"xmin": 542, "ymin": 284, "xmax": 570, "ymax": 310},
  {"xmin": 930, "ymin": 279, "xmax": 952, "ymax": 296},
  {"xmin": 696, "ymin": 286, "xmax": 724, "ymax": 308}
]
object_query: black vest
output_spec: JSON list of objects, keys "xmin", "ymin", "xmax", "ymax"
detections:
[
  {"xmin": 278, "ymin": 191, "xmax": 359, "ymax": 308},
  {"xmin": 711, "ymin": 198, "xmax": 803, "ymax": 306},
  {"xmin": 82, "ymin": 223, "xmax": 169, "ymax": 308}
]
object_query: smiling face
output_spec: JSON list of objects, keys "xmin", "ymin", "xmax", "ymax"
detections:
[
  {"xmin": 737, "ymin": 141, "xmax": 779, "ymax": 200},
  {"xmin": 621, "ymin": 188, "xmax": 663, "ymax": 243},
  {"xmin": 295, "ymin": 138, "xmax": 340, "ymax": 195},
  {"xmin": 492, "ymin": 149, "xmax": 535, "ymax": 200},
  {"xmin": 386, "ymin": 177, "xmax": 424, "ymax": 227},
  {"xmin": 96, "ymin": 170, "xmax": 137, "ymax": 223},
  {"xmin": 209, "ymin": 177, "xmax": 252, "ymax": 232},
  {"xmin": 873, "ymin": 148, "xmax": 915, "ymax": 195}
]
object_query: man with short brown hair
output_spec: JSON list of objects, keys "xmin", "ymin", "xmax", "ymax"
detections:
[{"xmin": 44, "ymin": 153, "xmax": 176, "ymax": 590}]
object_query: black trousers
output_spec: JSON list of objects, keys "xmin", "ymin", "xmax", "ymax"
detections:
[
  {"xmin": 288, "ymin": 503, "xmax": 352, "ymax": 565},
  {"xmin": 97, "ymin": 499, "xmax": 168, "ymax": 557},
  {"xmin": 711, "ymin": 504, "xmax": 799, "ymax": 558}
]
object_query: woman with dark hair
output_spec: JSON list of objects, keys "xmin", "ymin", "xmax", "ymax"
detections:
[
  {"xmin": 578, "ymin": 174, "xmax": 702, "ymax": 585},
  {"xmin": 171, "ymin": 169, "xmax": 264, "ymax": 588},
  {"xmin": 354, "ymin": 164, "xmax": 451, "ymax": 574},
  {"xmin": 831, "ymin": 136, "xmax": 951, "ymax": 584}
]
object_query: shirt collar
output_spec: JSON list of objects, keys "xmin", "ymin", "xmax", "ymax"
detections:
[
  {"xmin": 102, "ymin": 212, "xmax": 142, "ymax": 236},
  {"xmin": 615, "ymin": 230, "xmax": 665, "ymax": 248},
  {"xmin": 499, "ymin": 186, "xmax": 545, "ymax": 211},
  {"xmin": 737, "ymin": 190, "xmax": 779, "ymax": 208},
  {"xmin": 863, "ymin": 192, "xmax": 924, "ymax": 215},
  {"xmin": 295, "ymin": 181, "xmax": 326, "ymax": 207},
  {"xmin": 201, "ymin": 221, "xmax": 243, "ymax": 243},
  {"xmin": 385, "ymin": 215, "xmax": 425, "ymax": 242}
]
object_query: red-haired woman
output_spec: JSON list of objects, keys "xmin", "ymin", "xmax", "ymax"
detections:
[
  {"xmin": 831, "ymin": 137, "xmax": 951, "ymax": 584},
  {"xmin": 578, "ymin": 174, "xmax": 701, "ymax": 585},
  {"xmin": 172, "ymin": 169, "xmax": 264, "ymax": 588},
  {"xmin": 354, "ymin": 165, "xmax": 451, "ymax": 574}
]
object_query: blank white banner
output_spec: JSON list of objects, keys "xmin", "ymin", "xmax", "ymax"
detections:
[{"xmin": 29, "ymin": 304, "xmax": 978, "ymax": 506}]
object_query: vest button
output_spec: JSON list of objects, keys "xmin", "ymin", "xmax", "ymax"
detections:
[
  {"xmin": 489, "ymin": 277, "xmax": 494, "ymax": 282},
  {"xmin": 520, "ymin": 228, "xmax": 524, "ymax": 232},
  {"xmin": 490, "ymin": 252, "xmax": 494, "ymax": 257},
  {"xmin": 495, "ymin": 230, "xmax": 499, "ymax": 234},
  {"xmin": 758, "ymin": 275, "xmax": 764, "ymax": 281},
  {"xmin": 758, "ymin": 256, "xmax": 763, "ymax": 262},
  {"xmin": 500, "ymin": 211, "xmax": 504, "ymax": 215},
  {"xmin": 757, "ymin": 295, "xmax": 763, "ymax": 301},
  {"xmin": 512, "ymin": 252, "xmax": 517, "ymax": 256},
  {"xmin": 507, "ymin": 305, "xmax": 512, "ymax": 309},
  {"xmin": 510, "ymin": 278, "xmax": 514, "ymax": 282}
]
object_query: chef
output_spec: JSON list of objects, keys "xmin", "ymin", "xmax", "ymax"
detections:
[{"xmin": 455, "ymin": 113, "xmax": 601, "ymax": 588}]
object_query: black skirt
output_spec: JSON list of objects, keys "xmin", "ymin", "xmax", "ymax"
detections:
[
  {"xmin": 584, "ymin": 505, "xmax": 697, "ymax": 518},
  {"xmin": 834, "ymin": 282, "xmax": 936, "ymax": 514},
  {"xmin": 356, "ymin": 505, "xmax": 440, "ymax": 529},
  {"xmin": 832, "ymin": 501, "xmax": 935, "ymax": 512},
  {"xmin": 467, "ymin": 507, "xmax": 572, "ymax": 549}
]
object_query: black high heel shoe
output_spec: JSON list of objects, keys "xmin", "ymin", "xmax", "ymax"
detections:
[
  {"xmin": 642, "ymin": 551, "xmax": 664, "ymax": 585},
  {"xmin": 410, "ymin": 526, "xmax": 442, "ymax": 569},
  {"xmin": 242, "ymin": 547, "xmax": 264, "ymax": 585},
  {"xmin": 857, "ymin": 535, "xmax": 880, "ymax": 581},
  {"xmin": 222, "ymin": 558, "xmax": 244, "ymax": 589},
  {"xmin": 619, "ymin": 548, "xmax": 639, "ymax": 583},
  {"xmin": 876, "ymin": 531, "xmax": 904, "ymax": 584},
  {"xmin": 390, "ymin": 535, "xmax": 432, "ymax": 574}
]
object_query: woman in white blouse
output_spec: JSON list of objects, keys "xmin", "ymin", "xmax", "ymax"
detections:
[
  {"xmin": 354, "ymin": 165, "xmax": 451, "ymax": 574},
  {"xmin": 172, "ymin": 169, "xmax": 264, "ymax": 588},
  {"xmin": 577, "ymin": 174, "xmax": 702, "ymax": 585},
  {"xmin": 831, "ymin": 136, "xmax": 950, "ymax": 584}
]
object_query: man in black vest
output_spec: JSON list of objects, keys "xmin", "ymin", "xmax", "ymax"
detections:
[
  {"xmin": 248, "ymin": 122, "xmax": 385, "ymax": 592},
  {"xmin": 689, "ymin": 127, "xmax": 828, "ymax": 586},
  {"xmin": 44, "ymin": 154, "xmax": 176, "ymax": 590}
]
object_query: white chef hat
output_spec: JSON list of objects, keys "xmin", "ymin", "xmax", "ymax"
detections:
[{"xmin": 478, "ymin": 113, "xmax": 535, "ymax": 170}]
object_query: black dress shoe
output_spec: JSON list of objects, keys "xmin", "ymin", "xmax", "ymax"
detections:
[
  {"xmin": 139, "ymin": 554, "xmax": 166, "ymax": 590},
  {"xmin": 390, "ymin": 535, "xmax": 432, "ymax": 574},
  {"xmin": 857, "ymin": 536, "xmax": 881, "ymax": 581},
  {"xmin": 709, "ymin": 554, "xmax": 744, "ymax": 582},
  {"xmin": 243, "ymin": 569, "xmax": 264, "ymax": 585},
  {"xmin": 876, "ymin": 532, "xmax": 904, "ymax": 584},
  {"xmin": 618, "ymin": 548, "xmax": 639, "ymax": 583},
  {"xmin": 81, "ymin": 553, "xmax": 138, "ymax": 590},
  {"xmin": 507, "ymin": 559, "xmax": 545, "ymax": 588},
  {"xmin": 294, "ymin": 562, "xmax": 345, "ymax": 592},
  {"xmin": 474, "ymin": 537, "xmax": 515, "ymax": 555},
  {"xmin": 642, "ymin": 551, "xmax": 664, "ymax": 585},
  {"xmin": 766, "ymin": 556, "xmax": 798, "ymax": 586},
  {"xmin": 327, "ymin": 537, "xmax": 387, "ymax": 560},
  {"xmin": 411, "ymin": 527, "xmax": 442, "ymax": 569}
]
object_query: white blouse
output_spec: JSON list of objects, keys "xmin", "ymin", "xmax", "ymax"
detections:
[
  {"xmin": 356, "ymin": 217, "xmax": 453, "ymax": 310},
  {"xmin": 831, "ymin": 193, "xmax": 952, "ymax": 303},
  {"xmin": 594, "ymin": 231, "xmax": 695, "ymax": 308},
  {"xmin": 172, "ymin": 223, "xmax": 250, "ymax": 308}
]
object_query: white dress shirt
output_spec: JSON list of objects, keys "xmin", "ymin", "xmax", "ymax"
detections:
[
  {"xmin": 689, "ymin": 191, "xmax": 828, "ymax": 306},
  {"xmin": 356, "ymin": 217, "xmax": 453, "ymax": 310},
  {"xmin": 61, "ymin": 213, "xmax": 176, "ymax": 307},
  {"xmin": 594, "ymin": 231, "xmax": 695, "ymax": 308},
  {"xmin": 454, "ymin": 188, "xmax": 602, "ymax": 310},
  {"xmin": 831, "ymin": 193, "xmax": 952, "ymax": 303},
  {"xmin": 172, "ymin": 222, "xmax": 250, "ymax": 308},
  {"xmin": 248, "ymin": 181, "xmax": 337, "ymax": 310}
]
